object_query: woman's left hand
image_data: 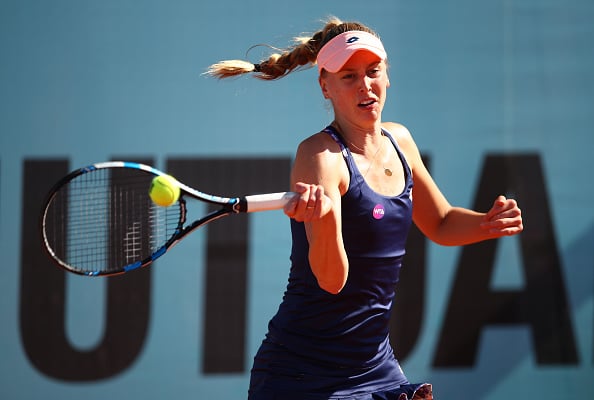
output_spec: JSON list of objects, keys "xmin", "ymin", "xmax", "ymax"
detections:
[{"xmin": 481, "ymin": 195, "xmax": 523, "ymax": 237}]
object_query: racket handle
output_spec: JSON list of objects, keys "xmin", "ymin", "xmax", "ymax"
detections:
[{"xmin": 244, "ymin": 191, "xmax": 295, "ymax": 212}]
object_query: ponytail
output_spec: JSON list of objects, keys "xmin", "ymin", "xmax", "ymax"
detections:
[{"xmin": 205, "ymin": 17, "xmax": 376, "ymax": 80}]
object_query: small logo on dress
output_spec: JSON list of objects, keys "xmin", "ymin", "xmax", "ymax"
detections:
[{"xmin": 372, "ymin": 204, "xmax": 385, "ymax": 220}]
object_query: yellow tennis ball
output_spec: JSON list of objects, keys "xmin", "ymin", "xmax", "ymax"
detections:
[{"xmin": 149, "ymin": 175, "xmax": 180, "ymax": 207}]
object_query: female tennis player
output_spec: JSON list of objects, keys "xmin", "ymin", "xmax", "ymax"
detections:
[{"xmin": 207, "ymin": 17, "xmax": 523, "ymax": 400}]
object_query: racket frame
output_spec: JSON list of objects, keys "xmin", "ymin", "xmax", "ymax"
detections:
[{"xmin": 40, "ymin": 161, "xmax": 292, "ymax": 276}]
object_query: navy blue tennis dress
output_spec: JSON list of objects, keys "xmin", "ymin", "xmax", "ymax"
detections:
[{"xmin": 248, "ymin": 126, "xmax": 432, "ymax": 400}]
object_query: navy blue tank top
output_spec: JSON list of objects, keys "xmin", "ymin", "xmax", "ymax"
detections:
[{"xmin": 266, "ymin": 125, "xmax": 414, "ymax": 369}]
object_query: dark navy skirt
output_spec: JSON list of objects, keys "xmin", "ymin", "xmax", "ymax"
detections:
[{"xmin": 248, "ymin": 339, "xmax": 433, "ymax": 400}]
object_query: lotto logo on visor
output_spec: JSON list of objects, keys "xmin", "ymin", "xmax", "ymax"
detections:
[{"xmin": 317, "ymin": 31, "xmax": 387, "ymax": 73}]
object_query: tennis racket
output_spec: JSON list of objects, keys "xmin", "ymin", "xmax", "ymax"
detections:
[{"xmin": 40, "ymin": 161, "xmax": 294, "ymax": 277}]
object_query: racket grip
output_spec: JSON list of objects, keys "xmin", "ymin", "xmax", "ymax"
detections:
[{"xmin": 244, "ymin": 191, "xmax": 295, "ymax": 212}]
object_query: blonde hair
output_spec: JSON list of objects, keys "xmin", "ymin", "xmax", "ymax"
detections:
[{"xmin": 205, "ymin": 17, "xmax": 377, "ymax": 80}]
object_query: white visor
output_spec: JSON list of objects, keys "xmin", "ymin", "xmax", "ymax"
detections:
[{"xmin": 316, "ymin": 31, "xmax": 387, "ymax": 73}]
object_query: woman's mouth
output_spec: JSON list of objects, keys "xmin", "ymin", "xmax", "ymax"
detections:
[{"xmin": 358, "ymin": 99, "xmax": 377, "ymax": 108}]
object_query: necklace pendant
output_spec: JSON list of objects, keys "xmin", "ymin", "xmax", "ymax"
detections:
[{"xmin": 384, "ymin": 168, "xmax": 393, "ymax": 176}]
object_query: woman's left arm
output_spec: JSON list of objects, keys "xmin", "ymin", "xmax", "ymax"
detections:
[
  {"xmin": 386, "ymin": 122, "xmax": 523, "ymax": 246},
  {"xmin": 425, "ymin": 196, "xmax": 523, "ymax": 246}
]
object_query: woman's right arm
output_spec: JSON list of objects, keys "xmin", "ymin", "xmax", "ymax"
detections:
[{"xmin": 284, "ymin": 134, "xmax": 349, "ymax": 294}]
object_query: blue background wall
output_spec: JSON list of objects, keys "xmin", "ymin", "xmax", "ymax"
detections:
[{"xmin": 1, "ymin": 0, "xmax": 593, "ymax": 399}]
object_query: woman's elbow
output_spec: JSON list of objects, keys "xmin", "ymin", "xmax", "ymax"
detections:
[{"xmin": 317, "ymin": 277, "xmax": 346, "ymax": 294}]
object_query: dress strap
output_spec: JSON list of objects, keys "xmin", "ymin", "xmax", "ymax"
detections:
[
  {"xmin": 322, "ymin": 125, "xmax": 360, "ymax": 183},
  {"xmin": 322, "ymin": 125, "xmax": 348, "ymax": 158}
]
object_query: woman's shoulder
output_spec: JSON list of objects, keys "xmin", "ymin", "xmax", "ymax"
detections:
[
  {"xmin": 382, "ymin": 121, "xmax": 418, "ymax": 149},
  {"xmin": 297, "ymin": 129, "xmax": 345, "ymax": 159},
  {"xmin": 382, "ymin": 121, "xmax": 413, "ymax": 142},
  {"xmin": 291, "ymin": 129, "xmax": 350, "ymax": 193}
]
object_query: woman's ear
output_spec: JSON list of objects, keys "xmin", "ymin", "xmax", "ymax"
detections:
[{"xmin": 319, "ymin": 76, "xmax": 330, "ymax": 99}]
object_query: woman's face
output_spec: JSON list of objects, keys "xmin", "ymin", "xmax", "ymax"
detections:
[{"xmin": 319, "ymin": 50, "xmax": 390, "ymax": 126}]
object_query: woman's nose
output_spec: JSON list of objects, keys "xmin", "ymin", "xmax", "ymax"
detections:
[{"xmin": 359, "ymin": 76, "xmax": 372, "ymax": 92}]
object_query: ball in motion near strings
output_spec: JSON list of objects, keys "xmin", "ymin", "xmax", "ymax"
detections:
[{"xmin": 149, "ymin": 175, "xmax": 180, "ymax": 207}]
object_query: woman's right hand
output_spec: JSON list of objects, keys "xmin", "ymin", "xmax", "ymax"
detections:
[{"xmin": 284, "ymin": 182, "xmax": 333, "ymax": 222}]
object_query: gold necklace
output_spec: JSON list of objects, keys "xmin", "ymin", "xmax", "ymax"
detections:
[{"xmin": 340, "ymin": 129, "xmax": 393, "ymax": 177}]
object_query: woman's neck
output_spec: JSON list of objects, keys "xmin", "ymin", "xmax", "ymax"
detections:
[{"xmin": 331, "ymin": 119, "xmax": 383, "ymax": 155}]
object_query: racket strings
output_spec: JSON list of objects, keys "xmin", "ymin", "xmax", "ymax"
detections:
[{"xmin": 44, "ymin": 168, "xmax": 182, "ymax": 275}]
